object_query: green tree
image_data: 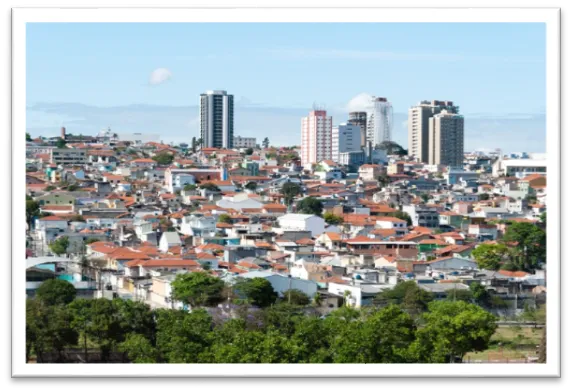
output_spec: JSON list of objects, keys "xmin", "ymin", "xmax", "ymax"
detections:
[
  {"xmin": 296, "ymin": 197, "xmax": 323, "ymax": 216},
  {"xmin": 85, "ymin": 237, "xmax": 101, "ymax": 244},
  {"xmin": 280, "ymin": 289, "xmax": 310, "ymax": 306},
  {"xmin": 471, "ymin": 243, "xmax": 510, "ymax": 271},
  {"xmin": 26, "ymin": 132, "xmax": 32, "ymax": 142},
  {"xmin": 244, "ymin": 147, "xmax": 254, "ymax": 156},
  {"xmin": 183, "ymin": 183, "xmax": 197, "ymax": 191},
  {"xmin": 323, "ymin": 212, "xmax": 344, "ymax": 225},
  {"xmin": 112, "ymin": 298, "xmax": 156, "ymax": 342},
  {"xmin": 200, "ymin": 182, "xmax": 220, "ymax": 192},
  {"xmin": 479, "ymin": 193, "xmax": 490, "ymax": 201},
  {"xmin": 155, "ymin": 308, "xmax": 213, "ymax": 363},
  {"xmin": 502, "ymin": 222, "xmax": 546, "ymax": 271},
  {"xmin": 56, "ymin": 138, "xmax": 67, "ymax": 148},
  {"xmin": 234, "ymin": 278, "xmax": 278, "ymax": 308},
  {"xmin": 26, "ymin": 299, "xmax": 78, "ymax": 362},
  {"xmin": 392, "ymin": 211, "xmax": 412, "ymax": 226},
  {"xmin": 410, "ymin": 301, "xmax": 497, "ymax": 363},
  {"xmin": 36, "ymin": 279, "xmax": 77, "ymax": 306},
  {"xmin": 470, "ymin": 282, "xmax": 491, "ymax": 307},
  {"xmin": 26, "ymin": 199, "xmax": 40, "ymax": 226},
  {"xmin": 374, "ymin": 281, "xmax": 433, "ymax": 316},
  {"xmin": 217, "ymin": 214, "xmax": 232, "ymax": 224},
  {"xmin": 171, "ymin": 272, "xmax": 225, "ymax": 308},
  {"xmin": 245, "ymin": 181, "xmax": 258, "ymax": 192},
  {"xmin": 262, "ymin": 137, "xmax": 270, "ymax": 149},
  {"xmin": 539, "ymin": 212, "xmax": 546, "ymax": 225},
  {"xmin": 67, "ymin": 184, "xmax": 79, "ymax": 191},
  {"xmin": 49, "ymin": 236, "xmax": 70, "ymax": 256},
  {"xmin": 328, "ymin": 305, "xmax": 416, "ymax": 363},
  {"xmin": 119, "ymin": 333, "xmax": 158, "ymax": 363},
  {"xmin": 152, "ymin": 152, "xmax": 174, "ymax": 165},
  {"xmin": 281, "ymin": 182, "xmax": 301, "ymax": 206},
  {"xmin": 420, "ymin": 193, "xmax": 430, "ymax": 203}
]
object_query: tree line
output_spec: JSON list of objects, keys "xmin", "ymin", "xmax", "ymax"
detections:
[{"xmin": 27, "ymin": 277, "xmax": 498, "ymax": 364}]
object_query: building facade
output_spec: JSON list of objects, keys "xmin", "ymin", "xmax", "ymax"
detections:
[
  {"xmin": 301, "ymin": 110, "xmax": 332, "ymax": 166},
  {"xmin": 348, "ymin": 111, "xmax": 368, "ymax": 148},
  {"xmin": 50, "ymin": 148, "xmax": 87, "ymax": 165},
  {"xmin": 233, "ymin": 136, "xmax": 257, "ymax": 149},
  {"xmin": 408, "ymin": 100, "xmax": 459, "ymax": 163},
  {"xmin": 366, "ymin": 97, "xmax": 393, "ymax": 146},
  {"xmin": 428, "ymin": 110, "xmax": 464, "ymax": 167},
  {"xmin": 200, "ymin": 90, "xmax": 234, "ymax": 149},
  {"xmin": 331, "ymin": 123, "xmax": 361, "ymax": 163}
]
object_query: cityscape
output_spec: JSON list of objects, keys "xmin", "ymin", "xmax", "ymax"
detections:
[{"xmin": 24, "ymin": 22, "xmax": 547, "ymax": 365}]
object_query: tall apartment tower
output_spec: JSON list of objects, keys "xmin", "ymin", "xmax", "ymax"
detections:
[
  {"xmin": 200, "ymin": 90, "xmax": 234, "ymax": 148},
  {"xmin": 348, "ymin": 112, "xmax": 368, "ymax": 148},
  {"xmin": 301, "ymin": 110, "xmax": 333, "ymax": 166},
  {"xmin": 428, "ymin": 110, "xmax": 464, "ymax": 167},
  {"xmin": 408, "ymin": 100, "xmax": 459, "ymax": 163},
  {"xmin": 366, "ymin": 97, "xmax": 393, "ymax": 146},
  {"xmin": 332, "ymin": 123, "xmax": 361, "ymax": 163}
]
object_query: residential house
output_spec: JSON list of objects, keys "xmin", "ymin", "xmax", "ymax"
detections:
[
  {"xmin": 159, "ymin": 232, "xmax": 182, "ymax": 253},
  {"xmin": 358, "ymin": 164, "xmax": 383, "ymax": 181},
  {"xmin": 277, "ymin": 214, "xmax": 326, "ymax": 237}
]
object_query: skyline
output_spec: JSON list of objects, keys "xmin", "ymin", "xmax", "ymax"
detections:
[{"xmin": 26, "ymin": 22, "xmax": 547, "ymax": 151}]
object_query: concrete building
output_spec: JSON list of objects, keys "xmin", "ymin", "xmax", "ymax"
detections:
[
  {"xmin": 348, "ymin": 111, "xmax": 368, "ymax": 147},
  {"xmin": 200, "ymin": 90, "xmax": 234, "ymax": 148},
  {"xmin": 301, "ymin": 110, "xmax": 332, "ymax": 166},
  {"xmin": 367, "ymin": 97, "xmax": 393, "ymax": 146},
  {"xmin": 233, "ymin": 136, "xmax": 256, "ymax": 149},
  {"xmin": 402, "ymin": 204, "xmax": 440, "ymax": 228},
  {"xmin": 331, "ymin": 123, "xmax": 361, "ymax": 163},
  {"xmin": 492, "ymin": 158, "xmax": 547, "ymax": 178},
  {"xmin": 50, "ymin": 148, "xmax": 87, "ymax": 165},
  {"xmin": 277, "ymin": 213, "xmax": 326, "ymax": 237},
  {"xmin": 428, "ymin": 110, "xmax": 464, "ymax": 167},
  {"xmin": 408, "ymin": 100, "xmax": 459, "ymax": 163},
  {"xmin": 339, "ymin": 151, "xmax": 366, "ymax": 167}
]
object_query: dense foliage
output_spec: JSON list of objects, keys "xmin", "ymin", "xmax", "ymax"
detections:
[
  {"xmin": 296, "ymin": 197, "xmax": 324, "ymax": 216},
  {"xmin": 281, "ymin": 182, "xmax": 301, "ymax": 206}
]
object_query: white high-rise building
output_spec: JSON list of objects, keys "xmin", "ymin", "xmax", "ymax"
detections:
[
  {"xmin": 366, "ymin": 97, "xmax": 393, "ymax": 146},
  {"xmin": 332, "ymin": 123, "xmax": 361, "ymax": 163},
  {"xmin": 408, "ymin": 100, "xmax": 459, "ymax": 163},
  {"xmin": 301, "ymin": 110, "xmax": 332, "ymax": 166},
  {"xmin": 200, "ymin": 90, "xmax": 234, "ymax": 148}
]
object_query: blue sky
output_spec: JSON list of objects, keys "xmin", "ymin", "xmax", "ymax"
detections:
[{"xmin": 26, "ymin": 22, "xmax": 547, "ymax": 151}]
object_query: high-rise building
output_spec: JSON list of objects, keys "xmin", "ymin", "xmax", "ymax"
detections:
[
  {"xmin": 301, "ymin": 110, "xmax": 332, "ymax": 166},
  {"xmin": 200, "ymin": 90, "xmax": 234, "ymax": 148},
  {"xmin": 428, "ymin": 110, "xmax": 464, "ymax": 167},
  {"xmin": 332, "ymin": 123, "xmax": 361, "ymax": 163},
  {"xmin": 408, "ymin": 100, "xmax": 459, "ymax": 163},
  {"xmin": 348, "ymin": 112, "xmax": 368, "ymax": 148},
  {"xmin": 366, "ymin": 97, "xmax": 393, "ymax": 146}
]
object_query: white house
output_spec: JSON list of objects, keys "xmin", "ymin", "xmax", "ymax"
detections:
[
  {"xmin": 277, "ymin": 214, "xmax": 326, "ymax": 237},
  {"xmin": 468, "ymin": 224, "xmax": 498, "ymax": 241},
  {"xmin": 180, "ymin": 215, "xmax": 217, "ymax": 237},
  {"xmin": 159, "ymin": 232, "xmax": 182, "ymax": 253},
  {"xmin": 216, "ymin": 192, "xmax": 264, "ymax": 212}
]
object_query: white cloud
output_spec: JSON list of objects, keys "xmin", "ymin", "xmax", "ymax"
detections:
[
  {"xmin": 346, "ymin": 93, "xmax": 373, "ymax": 112},
  {"xmin": 149, "ymin": 68, "xmax": 172, "ymax": 85}
]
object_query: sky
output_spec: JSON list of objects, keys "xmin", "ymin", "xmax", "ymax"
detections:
[{"xmin": 26, "ymin": 22, "xmax": 547, "ymax": 152}]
